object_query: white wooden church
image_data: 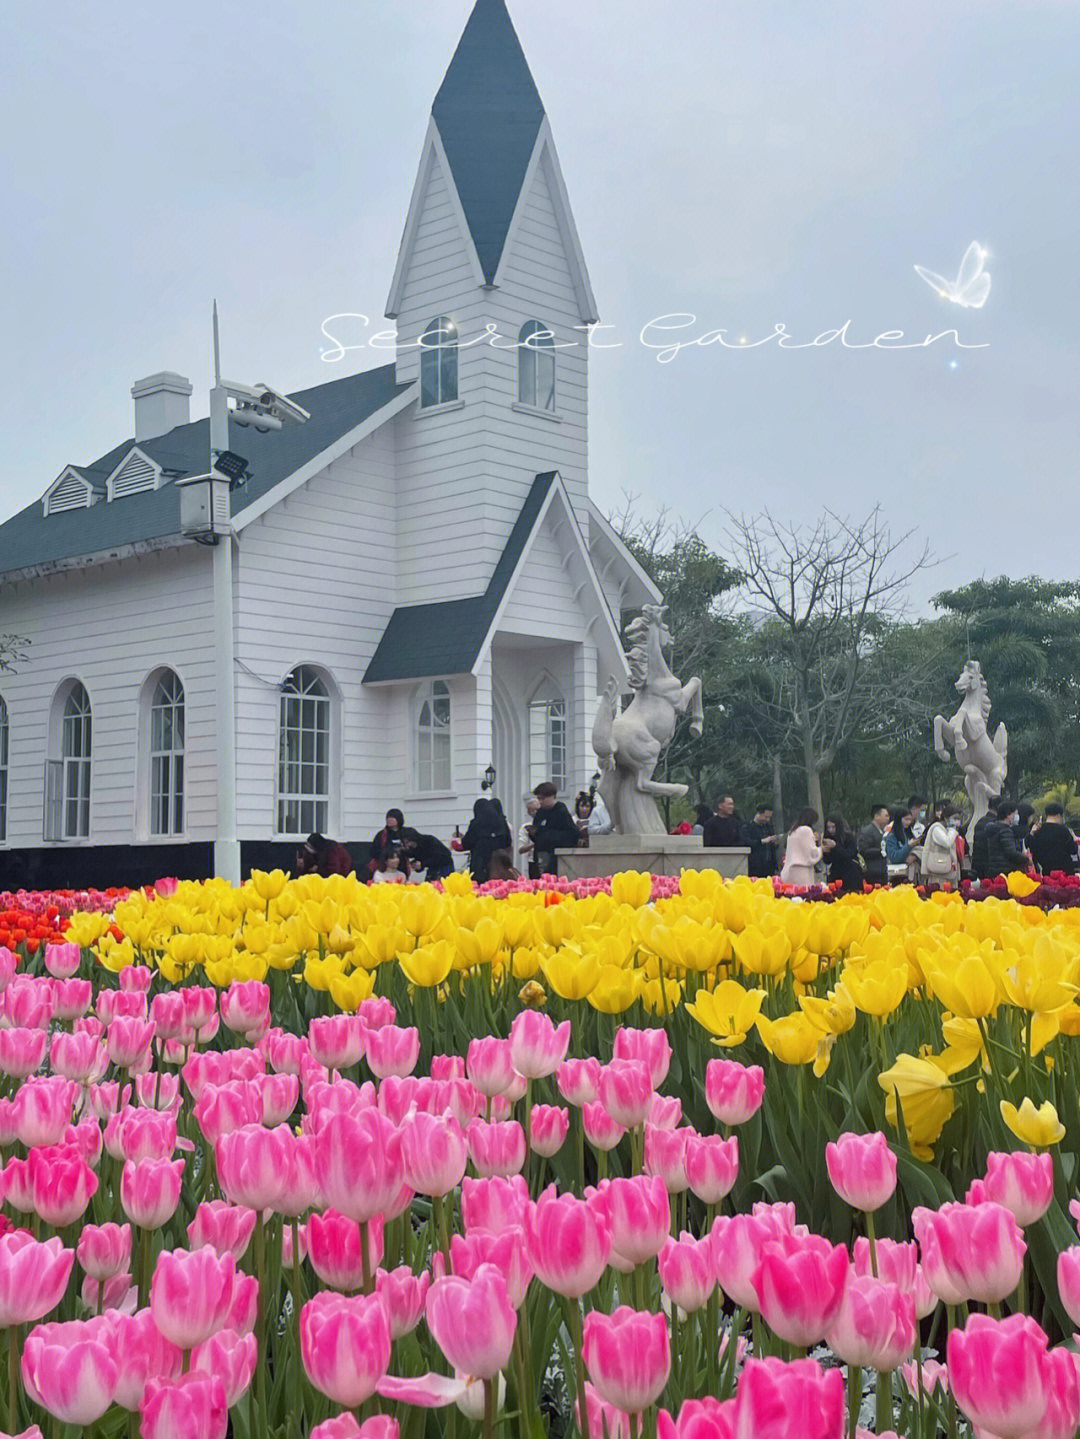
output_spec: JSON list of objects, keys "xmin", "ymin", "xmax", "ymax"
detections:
[{"xmin": 0, "ymin": 0, "xmax": 659, "ymax": 887}]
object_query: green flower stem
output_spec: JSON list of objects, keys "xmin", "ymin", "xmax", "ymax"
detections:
[
  {"xmin": 865, "ymin": 1208, "xmax": 879, "ymax": 1278},
  {"xmin": 847, "ymin": 1361, "xmax": 861, "ymax": 1439},
  {"xmin": 7, "ymin": 1324, "xmax": 18, "ymax": 1435},
  {"xmin": 482, "ymin": 1377, "xmax": 495, "ymax": 1439},
  {"xmin": 567, "ymin": 1298, "xmax": 590, "ymax": 1439},
  {"xmin": 253, "ymin": 1217, "xmax": 268, "ymax": 1424},
  {"xmin": 875, "ymin": 1369, "xmax": 891, "ymax": 1436}
]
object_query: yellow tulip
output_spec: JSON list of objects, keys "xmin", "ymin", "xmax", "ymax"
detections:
[
  {"xmin": 611, "ymin": 871, "xmax": 654, "ymax": 908},
  {"xmin": 732, "ymin": 926, "xmax": 791, "ymax": 978},
  {"xmin": 518, "ymin": 979, "xmax": 547, "ymax": 1008},
  {"xmin": 639, "ymin": 976, "xmax": 683, "ymax": 1016},
  {"xmin": 1006, "ymin": 871, "xmax": 1042, "ymax": 899},
  {"xmin": 755, "ymin": 1012, "xmax": 820, "ymax": 1067},
  {"xmin": 539, "ymin": 947, "xmax": 600, "ymax": 1001},
  {"xmin": 95, "ymin": 936, "xmax": 136, "ymax": 973},
  {"xmin": 329, "ymin": 967, "xmax": 377, "ymax": 1012},
  {"xmin": 587, "ymin": 965, "xmax": 642, "ymax": 1014},
  {"xmin": 511, "ymin": 946, "xmax": 543, "ymax": 980},
  {"xmin": 303, "ymin": 954, "xmax": 343, "ymax": 993},
  {"xmin": 250, "ymin": 868, "xmax": 288, "ymax": 902},
  {"xmin": 685, "ymin": 980, "xmax": 766, "ymax": 1046},
  {"xmin": 926, "ymin": 953, "xmax": 1000, "ymax": 1020},
  {"xmin": 878, "ymin": 1053, "xmax": 955, "ymax": 1161},
  {"xmin": 441, "ymin": 871, "xmax": 475, "ymax": 897},
  {"xmin": 399, "ymin": 942, "xmax": 455, "ymax": 988},
  {"xmin": 455, "ymin": 917, "xmax": 504, "ymax": 969},
  {"xmin": 66, "ymin": 912, "xmax": 112, "ymax": 947},
  {"xmin": 798, "ymin": 983, "xmax": 856, "ymax": 1035},
  {"xmin": 1000, "ymin": 1097, "xmax": 1065, "ymax": 1148},
  {"xmin": 842, "ymin": 958, "xmax": 908, "ymax": 1018}
]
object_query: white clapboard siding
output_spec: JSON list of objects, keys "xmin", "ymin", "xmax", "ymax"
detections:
[
  {"xmin": 497, "ymin": 509, "xmax": 593, "ymax": 644},
  {"xmin": 0, "ymin": 545, "xmax": 217, "ymax": 848}
]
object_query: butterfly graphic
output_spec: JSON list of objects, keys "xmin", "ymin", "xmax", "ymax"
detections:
[{"xmin": 914, "ymin": 242, "xmax": 991, "ymax": 308}]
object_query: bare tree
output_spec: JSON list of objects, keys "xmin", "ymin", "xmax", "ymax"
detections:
[
  {"xmin": 0, "ymin": 635, "xmax": 29, "ymax": 673},
  {"xmin": 725, "ymin": 508, "xmax": 936, "ymax": 818}
]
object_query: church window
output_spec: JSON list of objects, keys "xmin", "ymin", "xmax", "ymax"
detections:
[
  {"xmin": 420, "ymin": 317, "xmax": 458, "ymax": 407},
  {"xmin": 416, "ymin": 680, "xmax": 452, "ymax": 792},
  {"xmin": 0, "ymin": 697, "xmax": 7, "ymax": 843},
  {"xmin": 528, "ymin": 678, "xmax": 567, "ymax": 790},
  {"xmin": 53, "ymin": 682, "xmax": 92, "ymax": 840},
  {"xmin": 518, "ymin": 321, "xmax": 556, "ymax": 411},
  {"xmin": 277, "ymin": 667, "xmax": 331, "ymax": 836},
  {"xmin": 149, "ymin": 670, "xmax": 185, "ymax": 837}
]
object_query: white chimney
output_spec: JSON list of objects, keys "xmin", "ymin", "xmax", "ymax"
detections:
[{"xmin": 131, "ymin": 372, "xmax": 193, "ymax": 442}]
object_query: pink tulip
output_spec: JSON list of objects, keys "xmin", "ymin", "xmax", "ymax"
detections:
[
  {"xmin": 150, "ymin": 1247, "xmax": 239, "ymax": 1349},
  {"xmin": 825, "ymin": 1131, "xmax": 897, "ymax": 1214},
  {"xmin": 215, "ymin": 1123, "xmax": 292, "ymax": 1211},
  {"xmin": 179, "ymin": 987, "xmax": 217, "ymax": 1041},
  {"xmin": 525, "ymin": 1186, "xmax": 611, "ymax": 1297},
  {"xmin": 0, "ymin": 1232, "xmax": 74, "ymax": 1327},
  {"xmin": 220, "ymin": 981, "xmax": 270, "ymax": 1037},
  {"xmin": 193, "ymin": 1083, "xmax": 261, "ymax": 1146},
  {"xmin": 461, "ymin": 1174, "xmax": 530, "ymax": 1233},
  {"xmin": 710, "ymin": 1204, "xmax": 798, "ymax": 1314},
  {"xmin": 299, "ymin": 1291, "xmax": 392, "ymax": 1407},
  {"xmin": 314, "ymin": 1109, "xmax": 403, "ymax": 1224},
  {"xmin": 613, "ymin": 1026, "xmax": 672, "ymax": 1088},
  {"xmin": 98, "ymin": 989, "xmax": 148, "ymax": 1024},
  {"xmin": 357, "ymin": 996, "xmax": 396, "ymax": 1030},
  {"xmin": 752, "ymin": 1234, "xmax": 849, "ymax": 1348},
  {"xmin": 365, "ymin": 1024, "xmax": 420, "ymax": 1079},
  {"xmin": 0, "ymin": 1028, "xmax": 48, "ymax": 1079},
  {"xmin": 100, "ymin": 1307, "xmax": 183, "ymax": 1411},
  {"xmin": 119, "ymin": 964, "xmax": 154, "ymax": 992},
  {"xmin": 252, "ymin": 1071, "xmax": 300, "ymax": 1126},
  {"xmin": 80, "ymin": 1272, "xmax": 137, "ymax": 1315},
  {"xmin": 825, "ymin": 1273, "xmax": 916, "ymax": 1370},
  {"xmin": 51, "ymin": 979, "xmax": 92, "ymax": 1022},
  {"xmin": 648, "ymin": 1094, "xmax": 683, "ymax": 1130},
  {"xmin": 1057, "ymin": 1246, "xmax": 1080, "ymax": 1326},
  {"xmin": 599, "ymin": 1175, "xmax": 671, "ymax": 1267},
  {"xmin": 76, "ymin": 1222, "xmax": 131, "ymax": 1281},
  {"xmin": 685, "ymin": 1132, "xmax": 739, "ymax": 1205},
  {"xmin": 191, "ymin": 1328, "xmax": 258, "ymax": 1407},
  {"xmin": 27, "ymin": 1145, "xmax": 98, "ymax": 1227},
  {"xmin": 443, "ymin": 1228, "xmax": 533, "ymax": 1308},
  {"xmin": 530, "ymin": 1104, "xmax": 570, "ymax": 1157},
  {"xmin": 967, "ymin": 1150, "xmax": 1054, "ymax": 1227},
  {"xmin": 1, "ymin": 1156, "xmax": 33, "ymax": 1212},
  {"xmin": 265, "ymin": 1028, "xmax": 308, "ymax": 1075},
  {"xmin": 140, "ymin": 1372, "xmax": 229, "ymax": 1439},
  {"xmin": 312, "ymin": 1418, "xmax": 400, "ymax": 1439},
  {"xmin": 704, "ymin": 1059, "xmax": 765, "ymax": 1126},
  {"xmin": 435, "ymin": 1076, "xmax": 485, "ymax": 1127},
  {"xmin": 659, "ymin": 1233, "xmax": 716, "ymax": 1314},
  {"xmin": 187, "ymin": 1201, "xmax": 257, "ymax": 1260},
  {"xmin": 309, "ymin": 1014, "xmax": 367, "ymax": 1071},
  {"xmin": 466, "ymin": 1119, "xmax": 527, "ymax": 1177},
  {"xmin": 583, "ymin": 1100, "xmax": 626, "ymax": 1151},
  {"xmin": 658, "ymin": 1397, "xmax": 734, "ymax": 1439},
  {"xmin": 2, "ymin": 977, "xmax": 55, "ymax": 1031},
  {"xmin": 582, "ymin": 1306, "xmax": 670, "ymax": 1414},
  {"xmin": 0, "ymin": 946, "xmax": 18, "ymax": 992},
  {"xmin": 21, "ymin": 1318, "xmax": 119, "ymax": 1425},
  {"xmin": 135, "ymin": 1072, "xmax": 180, "ymax": 1110},
  {"xmin": 948, "ymin": 1312, "xmax": 1080, "ymax": 1439},
  {"xmin": 430, "ymin": 1053, "xmax": 466, "ymax": 1081},
  {"xmin": 732, "ymin": 1357, "xmax": 845, "ymax": 1439},
  {"xmin": 183, "ymin": 1049, "xmax": 264, "ymax": 1101},
  {"xmin": 912, "ymin": 1201, "xmax": 1025, "ymax": 1306},
  {"xmin": 598, "ymin": 1059, "xmax": 654, "ymax": 1130},
  {"xmin": 106, "ymin": 1017, "xmax": 156, "ymax": 1070},
  {"xmin": 13, "ymin": 1076, "xmax": 75, "ymax": 1147},
  {"xmin": 644, "ymin": 1123, "xmax": 690, "ymax": 1193},
  {"xmin": 149, "ymin": 992, "xmax": 186, "ymax": 1042},
  {"xmin": 43, "ymin": 942, "xmax": 81, "ymax": 979},
  {"xmin": 375, "ymin": 1264, "xmax": 431, "ymax": 1338},
  {"xmin": 508, "ymin": 1010, "xmax": 570, "ymax": 1080},
  {"xmin": 426, "ymin": 1263, "xmax": 517, "ymax": 1380},
  {"xmin": 308, "ymin": 1209, "xmax": 384, "ymax": 1292},
  {"xmin": 399, "ymin": 1109, "xmax": 467, "ymax": 1197},
  {"xmin": 900, "ymin": 1358, "xmax": 949, "ymax": 1400},
  {"xmin": 557, "ymin": 1056, "xmax": 602, "ymax": 1107},
  {"xmin": 105, "ymin": 1107, "xmax": 178, "ymax": 1164},
  {"xmin": 581, "ymin": 1384, "xmax": 633, "ymax": 1439},
  {"xmin": 852, "ymin": 1237, "xmax": 936, "ymax": 1319},
  {"xmin": 121, "ymin": 1157, "xmax": 184, "ymax": 1229}
]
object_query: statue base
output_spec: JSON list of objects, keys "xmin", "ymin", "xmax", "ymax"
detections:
[{"xmin": 555, "ymin": 834, "xmax": 750, "ymax": 881}]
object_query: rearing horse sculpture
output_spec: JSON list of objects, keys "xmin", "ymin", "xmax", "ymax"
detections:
[
  {"xmin": 592, "ymin": 605, "xmax": 704, "ymax": 835},
  {"xmin": 933, "ymin": 659, "xmax": 1008, "ymax": 841}
]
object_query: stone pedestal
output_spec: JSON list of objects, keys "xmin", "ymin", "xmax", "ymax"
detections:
[{"xmin": 556, "ymin": 834, "xmax": 750, "ymax": 881}]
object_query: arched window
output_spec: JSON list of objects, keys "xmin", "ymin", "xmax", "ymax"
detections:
[
  {"xmin": 518, "ymin": 321, "xmax": 556, "ymax": 411},
  {"xmin": 277, "ymin": 666, "xmax": 330, "ymax": 836},
  {"xmin": 61, "ymin": 682, "xmax": 92, "ymax": 839},
  {"xmin": 528, "ymin": 678, "xmax": 567, "ymax": 791},
  {"xmin": 419, "ymin": 317, "xmax": 458, "ymax": 408},
  {"xmin": 149, "ymin": 671, "xmax": 185, "ymax": 836},
  {"xmin": 0, "ymin": 697, "xmax": 8, "ymax": 843},
  {"xmin": 416, "ymin": 680, "xmax": 452, "ymax": 792}
]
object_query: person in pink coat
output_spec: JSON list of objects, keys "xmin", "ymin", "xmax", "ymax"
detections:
[{"xmin": 780, "ymin": 808, "xmax": 823, "ymax": 887}]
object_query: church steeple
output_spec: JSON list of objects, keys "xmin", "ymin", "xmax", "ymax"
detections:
[{"xmin": 431, "ymin": 0, "xmax": 545, "ymax": 284}]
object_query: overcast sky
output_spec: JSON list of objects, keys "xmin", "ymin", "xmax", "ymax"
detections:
[{"xmin": 2, "ymin": 0, "xmax": 1077, "ymax": 610}]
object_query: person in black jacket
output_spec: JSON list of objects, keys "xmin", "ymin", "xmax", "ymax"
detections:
[
  {"xmin": 462, "ymin": 799, "xmax": 513, "ymax": 883},
  {"xmin": 856, "ymin": 804, "xmax": 890, "ymax": 885},
  {"xmin": 703, "ymin": 796, "xmax": 743, "ymax": 848},
  {"xmin": 970, "ymin": 809, "xmax": 996, "ymax": 880},
  {"xmin": 528, "ymin": 782, "xmax": 580, "ymax": 875},
  {"xmin": 822, "ymin": 814, "xmax": 863, "ymax": 893},
  {"xmin": 984, "ymin": 799, "xmax": 1026, "ymax": 879},
  {"xmin": 741, "ymin": 805, "xmax": 779, "ymax": 877},
  {"xmin": 1028, "ymin": 803, "xmax": 1079, "ymax": 876},
  {"xmin": 400, "ymin": 828, "xmax": 455, "ymax": 883}
]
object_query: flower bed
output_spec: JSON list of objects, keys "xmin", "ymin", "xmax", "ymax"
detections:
[{"xmin": 0, "ymin": 873, "xmax": 1079, "ymax": 1435}]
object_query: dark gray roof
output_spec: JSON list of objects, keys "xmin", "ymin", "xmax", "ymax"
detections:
[
  {"xmin": 432, "ymin": 0, "xmax": 545, "ymax": 285},
  {"xmin": 364, "ymin": 471, "xmax": 556, "ymax": 682},
  {"xmin": 0, "ymin": 365, "xmax": 411, "ymax": 577}
]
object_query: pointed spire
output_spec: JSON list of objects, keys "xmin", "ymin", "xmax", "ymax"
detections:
[{"xmin": 432, "ymin": 0, "xmax": 546, "ymax": 283}]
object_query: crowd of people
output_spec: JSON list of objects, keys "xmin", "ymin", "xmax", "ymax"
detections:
[{"xmin": 683, "ymin": 792, "xmax": 1080, "ymax": 894}]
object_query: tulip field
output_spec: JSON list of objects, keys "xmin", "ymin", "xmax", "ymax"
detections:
[{"xmin": 2, "ymin": 871, "xmax": 1080, "ymax": 1437}]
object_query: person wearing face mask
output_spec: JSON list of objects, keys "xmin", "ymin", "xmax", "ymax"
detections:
[
  {"xmin": 983, "ymin": 798, "xmax": 1027, "ymax": 880},
  {"xmin": 906, "ymin": 794, "xmax": 928, "ymax": 842}
]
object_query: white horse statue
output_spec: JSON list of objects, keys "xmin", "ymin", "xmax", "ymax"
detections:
[
  {"xmin": 591, "ymin": 604, "xmax": 704, "ymax": 835},
  {"xmin": 933, "ymin": 659, "xmax": 1008, "ymax": 841}
]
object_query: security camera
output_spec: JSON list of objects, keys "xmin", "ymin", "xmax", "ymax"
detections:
[
  {"xmin": 254, "ymin": 385, "xmax": 310, "ymax": 426},
  {"xmin": 231, "ymin": 405, "xmax": 282, "ymax": 432}
]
